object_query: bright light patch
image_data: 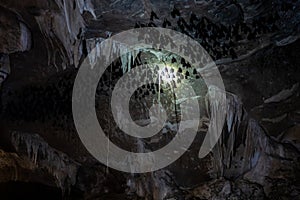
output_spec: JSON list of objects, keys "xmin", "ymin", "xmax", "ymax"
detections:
[{"xmin": 158, "ymin": 65, "xmax": 178, "ymax": 85}]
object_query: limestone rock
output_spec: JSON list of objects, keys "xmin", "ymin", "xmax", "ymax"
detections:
[{"xmin": 0, "ymin": 6, "xmax": 31, "ymax": 54}]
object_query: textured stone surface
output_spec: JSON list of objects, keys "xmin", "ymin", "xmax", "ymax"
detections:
[{"xmin": 0, "ymin": 6, "xmax": 31, "ymax": 54}]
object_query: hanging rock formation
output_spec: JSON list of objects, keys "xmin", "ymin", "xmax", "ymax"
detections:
[{"xmin": 0, "ymin": 0, "xmax": 299, "ymax": 199}]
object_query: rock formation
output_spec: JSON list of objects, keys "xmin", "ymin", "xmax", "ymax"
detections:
[{"xmin": 0, "ymin": 0, "xmax": 299, "ymax": 199}]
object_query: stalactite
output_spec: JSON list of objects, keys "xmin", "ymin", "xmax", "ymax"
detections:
[
  {"xmin": 206, "ymin": 91, "xmax": 298, "ymax": 180},
  {"xmin": 33, "ymin": 0, "xmax": 87, "ymax": 69},
  {"xmin": 120, "ymin": 44, "xmax": 129, "ymax": 73},
  {"xmin": 11, "ymin": 132, "xmax": 79, "ymax": 195},
  {"xmin": 76, "ymin": 0, "xmax": 97, "ymax": 19},
  {"xmin": 19, "ymin": 22, "xmax": 32, "ymax": 52}
]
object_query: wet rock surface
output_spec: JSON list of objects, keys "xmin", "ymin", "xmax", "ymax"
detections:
[{"xmin": 0, "ymin": 0, "xmax": 299, "ymax": 199}]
